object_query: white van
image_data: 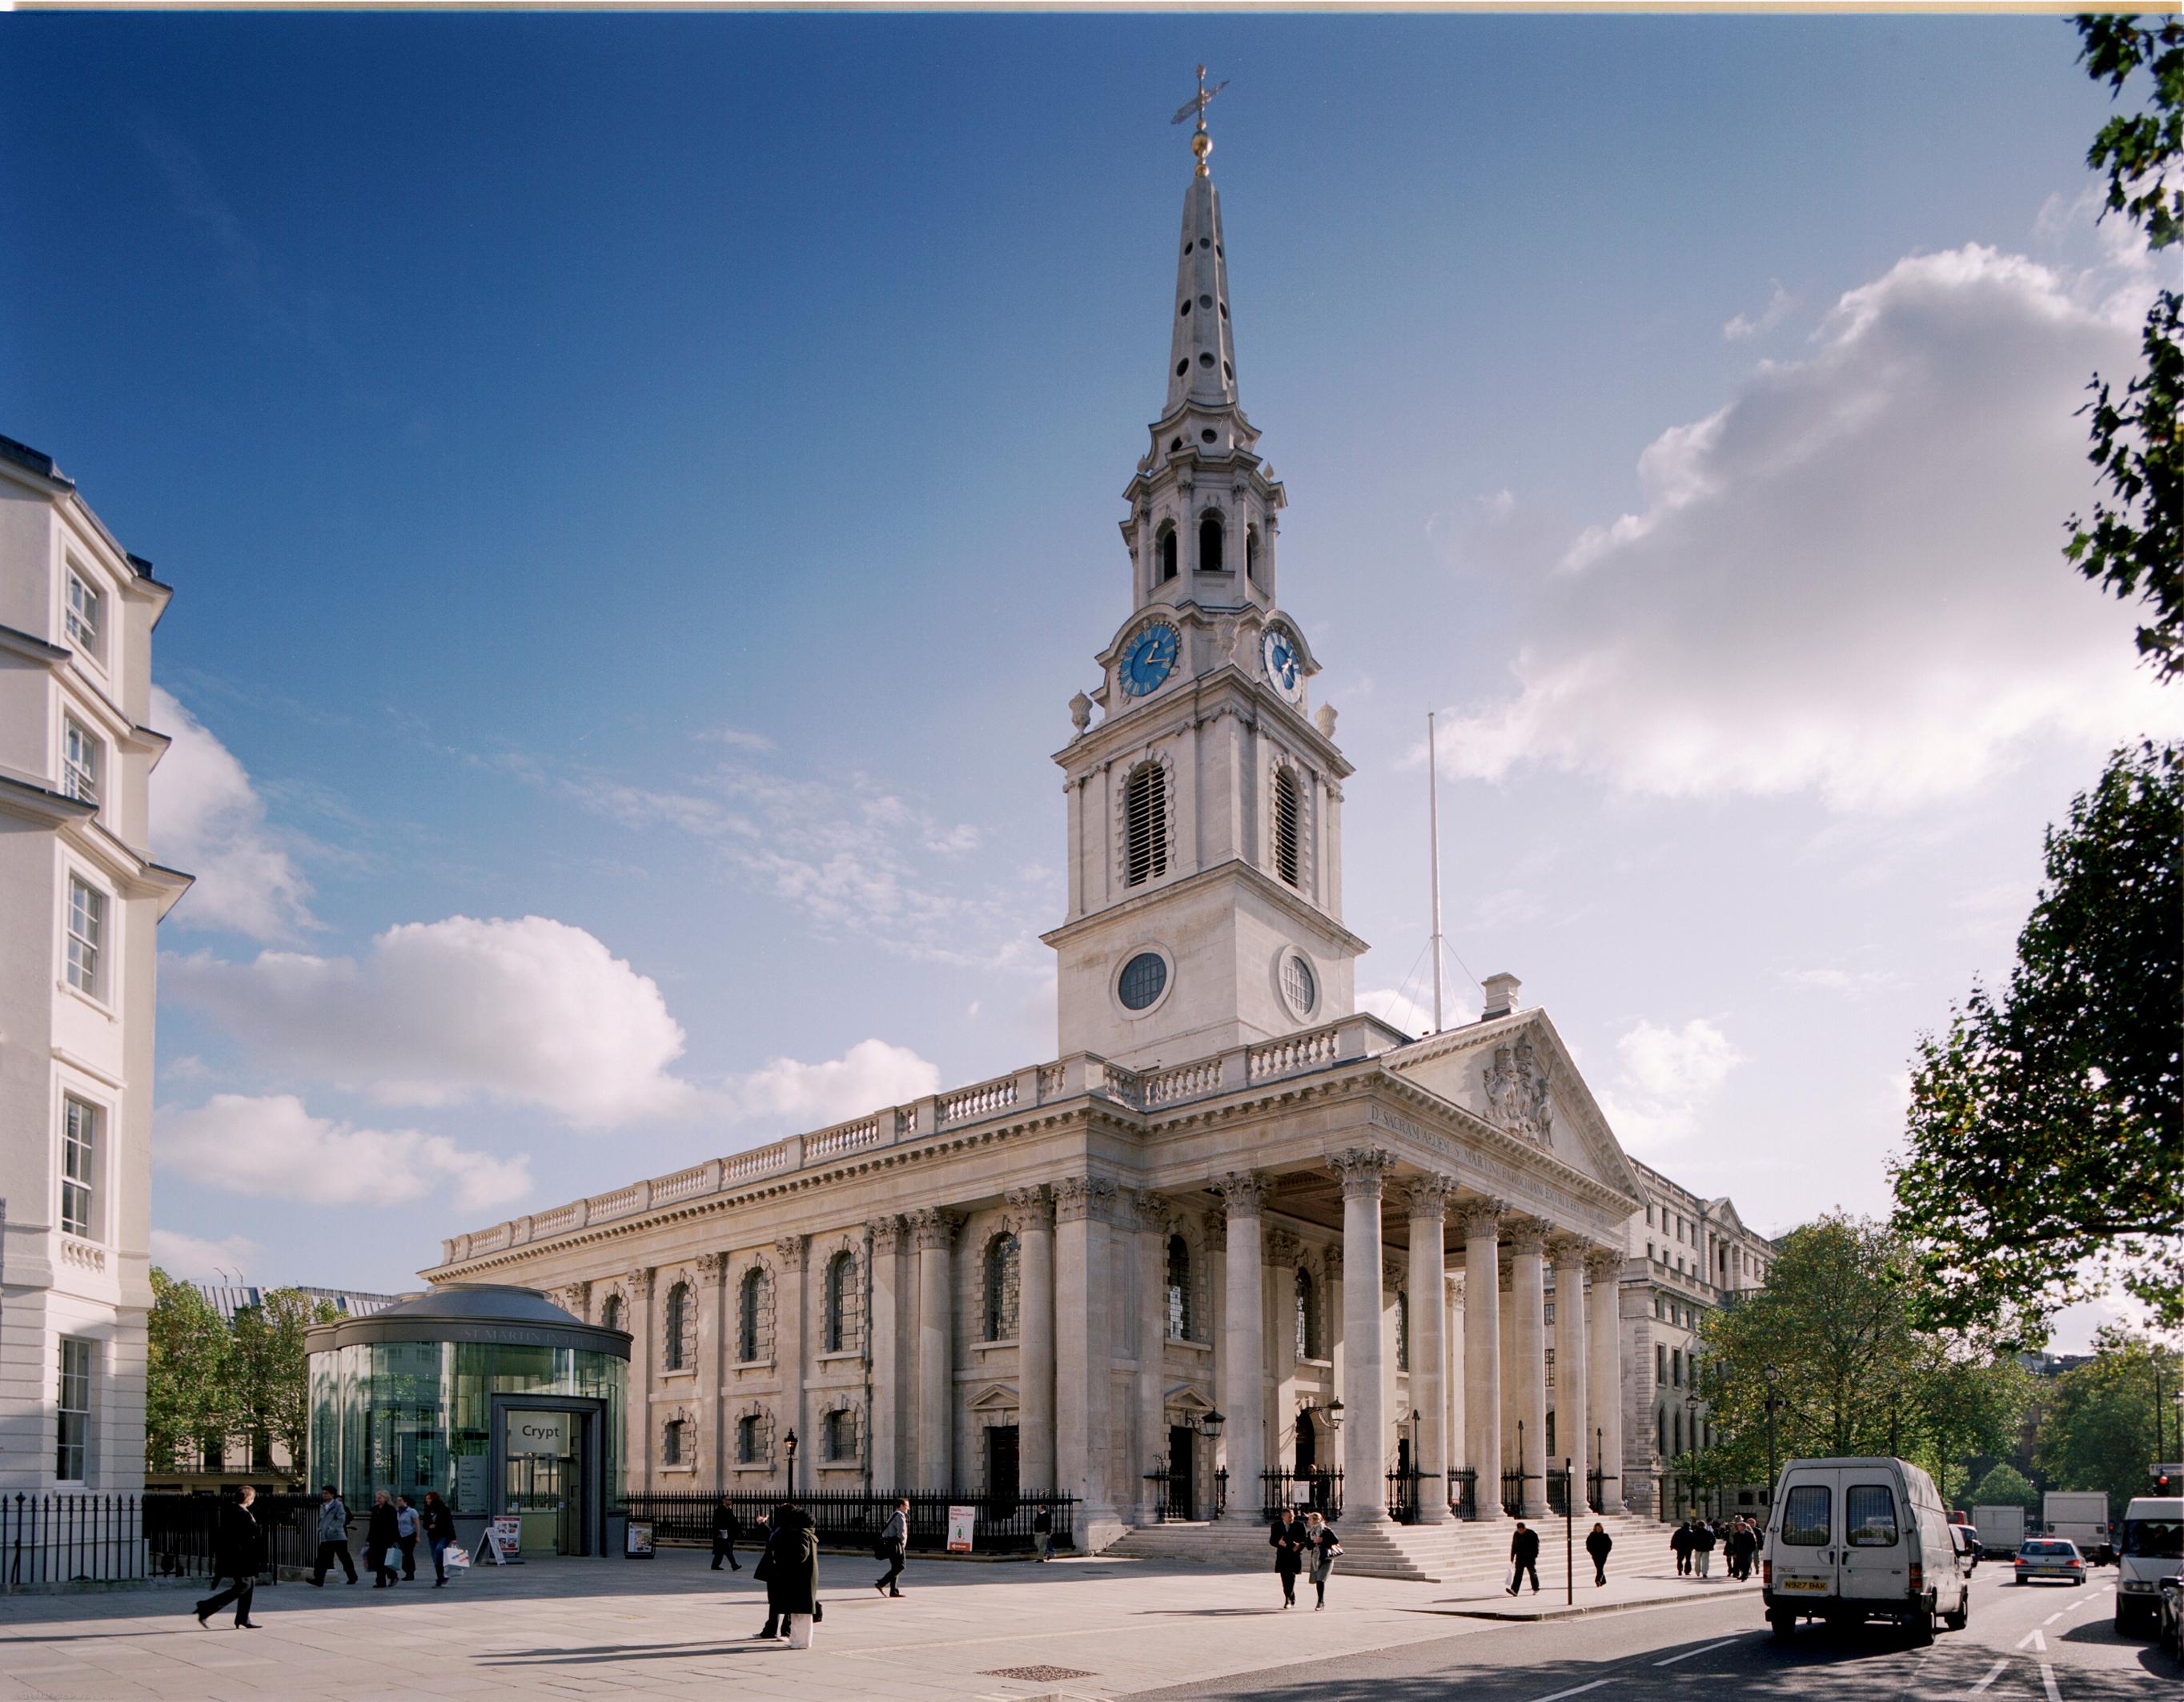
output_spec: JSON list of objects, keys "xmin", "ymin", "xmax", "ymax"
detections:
[
  {"xmin": 2113, "ymin": 1495, "xmax": 2182, "ymax": 1636},
  {"xmin": 1761, "ymin": 1456, "xmax": 1971, "ymax": 1640}
]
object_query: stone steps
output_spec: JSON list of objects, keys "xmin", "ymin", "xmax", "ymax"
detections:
[{"xmin": 1109, "ymin": 1510, "xmax": 1660, "ymax": 1584}]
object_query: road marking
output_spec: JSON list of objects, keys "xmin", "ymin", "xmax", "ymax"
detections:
[
  {"xmin": 2039, "ymin": 1660, "xmax": 2062, "ymax": 1701},
  {"xmin": 2017, "ymin": 1628, "xmax": 2046, "ymax": 1651},
  {"xmin": 1653, "ymin": 1638, "xmax": 1739, "ymax": 1667},
  {"xmin": 1966, "ymin": 1657, "xmax": 2009, "ymax": 1693},
  {"xmin": 2043, "ymin": 1610, "xmax": 2063, "ymax": 1624},
  {"xmin": 1528, "ymin": 1682, "xmax": 1611, "ymax": 1702}
]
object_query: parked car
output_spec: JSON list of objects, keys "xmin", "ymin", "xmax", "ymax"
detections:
[
  {"xmin": 2014, "ymin": 1538, "xmax": 2087, "ymax": 1586},
  {"xmin": 2158, "ymin": 1572, "xmax": 2182, "ymax": 1662},
  {"xmin": 1761, "ymin": 1456, "xmax": 1970, "ymax": 1642},
  {"xmin": 1948, "ymin": 1521, "xmax": 1982, "ymax": 1567}
]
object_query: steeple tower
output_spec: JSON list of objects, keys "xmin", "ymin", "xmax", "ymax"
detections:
[{"xmin": 1044, "ymin": 82, "xmax": 1366, "ymax": 1070}]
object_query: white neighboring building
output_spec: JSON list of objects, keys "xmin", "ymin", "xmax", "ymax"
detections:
[{"xmin": 0, "ymin": 433, "xmax": 191, "ymax": 1492}]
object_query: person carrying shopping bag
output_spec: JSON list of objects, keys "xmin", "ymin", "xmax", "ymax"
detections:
[
  {"xmin": 421, "ymin": 1492, "xmax": 457, "ymax": 1586},
  {"xmin": 1303, "ymin": 1511, "xmax": 1341, "ymax": 1610}
]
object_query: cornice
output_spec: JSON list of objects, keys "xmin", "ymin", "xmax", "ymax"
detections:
[
  {"xmin": 1039, "ymin": 853, "xmax": 1368, "ymax": 954},
  {"xmin": 1058, "ymin": 662, "xmax": 1352, "ymax": 781}
]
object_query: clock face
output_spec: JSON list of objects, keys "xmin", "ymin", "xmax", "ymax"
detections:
[
  {"xmin": 1120, "ymin": 624, "xmax": 1181, "ymax": 696},
  {"xmin": 1263, "ymin": 628, "xmax": 1303, "ymax": 699}
]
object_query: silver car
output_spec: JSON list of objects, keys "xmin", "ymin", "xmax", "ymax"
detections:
[{"xmin": 2015, "ymin": 1538, "xmax": 2088, "ymax": 1587}]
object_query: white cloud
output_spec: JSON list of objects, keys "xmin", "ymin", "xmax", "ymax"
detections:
[
  {"xmin": 158, "ymin": 1094, "xmax": 532, "ymax": 1214},
  {"xmin": 149, "ymin": 1228, "xmax": 261, "ymax": 1282},
  {"xmin": 1600, "ymin": 1018, "xmax": 1744, "ymax": 1151},
  {"xmin": 165, "ymin": 915, "xmax": 691, "ymax": 1126},
  {"xmin": 1723, "ymin": 279, "xmax": 1796, "ymax": 341},
  {"xmin": 150, "ymin": 686, "xmax": 315, "ymax": 941},
  {"xmin": 1440, "ymin": 244, "xmax": 2183, "ymax": 813},
  {"xmin": 719, "ymin": 1038, "xmax": 941, "ymax": 1130}
]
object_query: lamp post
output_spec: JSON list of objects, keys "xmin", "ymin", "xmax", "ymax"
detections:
[
  {"xmin": 1684, "ymin": 1393, "xmax": 1704, "ymax": 1517},
  {"xmin": 784, "ymin": 1428, "xmax": 799, "ymax": 1497},
  {"xmin": 1763, "ymin": 1363, "xmax": 1782, "ymax": 1509}
]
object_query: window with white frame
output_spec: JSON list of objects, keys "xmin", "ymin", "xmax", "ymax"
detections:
[
  {"xmin": 62, "ymin": 1097, "xmax": 99, "ymax": 1238},
  {"xmin": 66, "ymin": 572, "xmax": 102, "ymax": 660},
  {"xmin": 62, "ymin": 718, "xmax": 101, "ymax": 807},
  {"xmin": 66, "ymin": 877, "xmax": 105, "ymax": 998},
  {"xmin": 57, "ymin": 1339, "xmax": 93, "ymax": 1480}
]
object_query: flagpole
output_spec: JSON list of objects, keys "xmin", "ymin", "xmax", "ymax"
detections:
[{"xmin": 1427, "ymin": 711, "xmax": 1445, "ymax": 1034}]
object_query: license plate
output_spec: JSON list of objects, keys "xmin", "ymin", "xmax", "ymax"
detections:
[{"xmin": 1779, "ymin": 1578, "xmax": 1829, "ymax": 1592}]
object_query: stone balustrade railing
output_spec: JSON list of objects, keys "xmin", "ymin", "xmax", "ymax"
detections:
[{"xmin": 443, "ymin": 1012, "xmax": 1407, "ymax": 1267}]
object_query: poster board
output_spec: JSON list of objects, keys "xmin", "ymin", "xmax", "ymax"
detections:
[
  {"xmin": 945, "ymin": 1505, "xmax": 976, "ymax": 1554},
  {"xmin": 625, "ymin": 1519, "xmax": 655, "ymax": 1559},
  {"xmin": 476, "ymin": 1515, "xmax": 525, "ymax": 1565},
  {"xmin": 456, "ymin": 1455, "xmax": 488, "ymax": 1511}
]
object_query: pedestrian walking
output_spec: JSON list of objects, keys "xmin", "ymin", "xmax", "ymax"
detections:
[
  {"xmin": 365, "ymin": 1491, "xmax": 400, "ymax": 1587},
  {"xmin": 873, "ymin": 1497, "xmax": 909, "ymax": 1597},
  {"xmin": 310, "ymin": 1484, "xmax": 358, "ymax": 1586},
  {"xmin": 1032, "ymin": 1506, "xmax": 1054, "ymax": 1562},
  {"xmin": 1507, "ymin": 1520, "xmax": 1541, "ymax": 1595},
  {"xmin": 192, "ymin": 1486, "xmax": 265, "ymax": 1630},
  {"xmin": 421, "ymin": 1491, "xmax": 457, "ymax": 1586},
  {"xmin": 1585, "ymin": 1521, "xmax": 1613, "ymax": 1588},
  {"xmin": 1270, "ymin": 1507, "xmax": 1309, "ymax": 1608},
  {"xmin": 1692, "ymin": 1517, "xmax": 1716, "ymax": 1579},
  {"xmin": 711, "ymin": 1495, "xmax": 743, "ymax": 1572},
  {"xmin": 1303, "ymin": 1511, "xmax": 1341, "ymax": 1610},
  {"xmin": 394, "ymin": 1495, "xmax": 420, "ymax": 1580},
  {"xmin": 755, "ymin": 1503, "xmax": 821, "ymax": 1648},
  {"xmin": 1670, "ymin": 1519, "xmax": 1693, "ymax": 1576}
]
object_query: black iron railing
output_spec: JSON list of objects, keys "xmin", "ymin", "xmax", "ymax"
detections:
[
  {"xmin": 1142, "ymin": 1467, "xmax": 1201, "ymax": 1523},
  {"xmin": 1386, "ymin": 1471, "xmax": 1427, "ymax": 1525},
  {"xmin": 616, "ymin": 1491, "xmax": 1076, "ymax": 1555},
  {"xmin": 1450, "ymin": 1468, "xmax": 1479, "ymax": 1520},
  {"xmin": 1258, "ymin": 1469, "xmax": 1341, "ymax": 1519},
  {"xmin": 1213, "ymin": 1469, "xmax": 1229, "ymax": 1520},
  {"xmin": 3, "ymin": 1493, "xmax": 317, "ymax": 1591},
  {"xmin": 1501, "ymin": 1468, "xmax": 1524, "ymax": 1516}
]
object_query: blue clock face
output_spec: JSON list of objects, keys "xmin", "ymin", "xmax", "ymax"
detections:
[
  {"xmin": 1121, "ymin": 624, "xmax": 1180, "ymax": 696},
  {"xmin": 1263, "ymin": 628, "xmax": 1303, "ymax": 698}
]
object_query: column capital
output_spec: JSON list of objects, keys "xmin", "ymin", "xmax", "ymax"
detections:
[
  {"xmin": 1054, "ymin": 1174, "xmax": 1118, "ymax": 1224},
  {"xmin": 1128, "ymin": 1188, "xmax": 1170, "ymax": 1232},
  {"xmin": 1212, "ymin": 1169, "xmax": 1271, "ymax": 1215},
  {"xmin": 774, "ymin": 1233, "xmax": 810, "ymax": 1267},
  {"xmin": 1327, "ymin": 1146, "xmax": 1396, "ymax": 1198},
  {"xmin": 1403, "ymin": 1172, "xmax": 1455, "ymax": 1221},
  {"xmin": 1006, "ymin": 1185, "xmax": 1056, "ymax": 1234},
  {"xmin": 908, "ymin": 1209, "xmax": 960, "ymax": 1250},
  {"xmin": 627, "ymin": 1267, "xmax": 656, "ymax": 1298},
  {"xmin": 1382, "ymin": 1254, "xmax": 1404, "ymax": 1291},
  {"xmin": 1445, "ymin": 1271, "xmax": 1463, "ymax": 1303},
  {"xmin": 1504, "ymin": 1215, "xmax": 1553, "ymax": 1257},
  {"xmin": 1265, "ymin": 1226, "xmax": 1301, "ymax": 1264},
  {"xmin": 695, "ymin": 1252, "xmax": 729, "ymax": 1279},
  {"xmin": 1451, "ymin": 1194, "xmax": 1509, "ymax": 1235},
  {"xmin": 867, "ymin": 1214, "xmax": 907, "ymax": 1252},
  {"xmin": 1547, "ymin": 1231, "xmax": 1592, "ymax": 1270},
  {"xmin": 1584, "ymin": 1246, "xmax": 1624, "ymax": 1283},
  {"xmin": 1323, "ymin": 1239, "xmax": 1343, "ymax": 1271}
]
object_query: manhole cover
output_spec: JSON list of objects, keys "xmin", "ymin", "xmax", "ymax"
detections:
[{"xmin": 982, "ymin": 1667, "xmax": 1098, "ymax": 1682}]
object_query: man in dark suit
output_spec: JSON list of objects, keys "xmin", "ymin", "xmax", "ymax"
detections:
[
  {"xmin": 711, "ymin": 1495, "xmax": 742, "ymax": 1572},
  {"xmin": 194, "ymin": 1487, "xmax": 265, "ymax": 1629},
  {"xmin": 1508, "ymin": 1519, "xmax": 1542, "ymax": 1595}
]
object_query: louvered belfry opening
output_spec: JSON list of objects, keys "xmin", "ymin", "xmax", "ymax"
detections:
[
  {"xmin": 1274, "ymin": 767, "xmax": 1303, "ymax": 887},
  {"xmin": 1124, "ymin": 761, "xmax": 1169, "ymax": 886}
]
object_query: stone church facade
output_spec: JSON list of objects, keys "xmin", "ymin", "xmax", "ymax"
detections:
[{"xmin": 424, "ymin": 128, "xmax": 1737, "ymax": 1551}]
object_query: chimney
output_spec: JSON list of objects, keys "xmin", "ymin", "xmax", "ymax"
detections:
[{"xmin": 1479, "ymin": 972, "xmax": 1521, "ymax": 1020}]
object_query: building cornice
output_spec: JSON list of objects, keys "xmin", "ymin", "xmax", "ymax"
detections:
[{"xmin": 1038, "ymin": 853, "xmax": 1368, "ymax": 955}]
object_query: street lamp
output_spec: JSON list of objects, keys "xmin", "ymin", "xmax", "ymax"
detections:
[
  {"xmin": 1762, "ymin": 1363, "xmax": 1783, "ymax": 1508},
  {"xmin": 1199, "ymin": 1408, "xmax": 1226, "ymax": 1439},
  {"xmin": 784, "ymin": 1428, "xmax": 799, "ymax": 1496},
  {"xmin": 1684, "ymin": 1394, "xmax": 1704, "ymax": 1517},
  {"xmin": 1325, "ymin": 1398, "xmax": 1345, "ymax": 1431}
]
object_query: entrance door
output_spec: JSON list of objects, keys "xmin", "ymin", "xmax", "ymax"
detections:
[
  {"xmin": 504, "ymin": 1411, "xmax": 587, "ymax": 1555},
  {"xmin": 1167, "ymin": 1426, "xmax": 1196, "ymax": 1521},
  {"xmin": 1295, "ymin": 1413, "xmax": 1316, "ymax": 1475},
  {"xmin": 986, "ymin": 1425, "xmax": 1020, "ymax": 1515}
]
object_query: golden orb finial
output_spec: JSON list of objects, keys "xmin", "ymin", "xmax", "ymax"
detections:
[{"xmin": 1170, "ymin": 64, "xmax": 1228, "ymax": 178}]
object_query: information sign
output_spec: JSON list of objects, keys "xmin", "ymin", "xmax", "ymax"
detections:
[
  {"xmin": 945, "ymin": 1504, "xmax": 976, "ymax": 1554},
  {"xmin": 625, "ymin": 1519, "xmax": 655, "ymax": 1559},
  {"xmin": 477, "ymin": 1515, "xmax": 524, "ymax": 1565}
]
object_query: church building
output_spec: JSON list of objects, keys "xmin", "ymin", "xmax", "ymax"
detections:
[{"xmin": 427, "ymin": 110, "xmax": 1707, "ymax": 1564}]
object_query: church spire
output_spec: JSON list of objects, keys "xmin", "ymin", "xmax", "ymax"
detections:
[{"xmin": 1164, "ymin": 66, "xmax": 1239, "ymax": 415}]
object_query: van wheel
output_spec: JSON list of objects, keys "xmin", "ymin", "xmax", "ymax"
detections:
[
  {"xmin": 1943, "ymin": 1596, "xmax": 1968, "ymax": 1632},
  {"xmin": 1768, "ymin": 1608, "xmax": 1796, "ymax": 1640},
  {"xmin": 1907, "ymin": 1605, "xmax": 1935, "ymax": 1644}
]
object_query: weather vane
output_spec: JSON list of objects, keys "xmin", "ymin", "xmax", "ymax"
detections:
[{"xmin": 1171, "ymin": 63, "xmax": 1228, "ymax": 176}]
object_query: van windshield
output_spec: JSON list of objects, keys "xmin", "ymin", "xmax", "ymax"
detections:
[{"xmin": 2123, "ymin": 1519, "xmax": 2182, "ymax": 1559}]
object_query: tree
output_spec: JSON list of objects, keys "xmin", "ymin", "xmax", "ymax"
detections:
[
  {"xmin": 229, "ymin": 1288, "xmax": 335, "ymax": 1483},
  {"xmin": 1690, "ymin": 1217, "xmax": 2026, "ymax": 1503},
  {"xmin": 144, "ymin": 1269, "xmax": 233, "ymax": 1474},
  {"xmin": 1969, "ymin": 1462, "xmax": 2041, "ymax": 1512},
  {"xmin": 2036, "ymin": 1331, "xmax": 2181, "ymax": 1513},
  {"xmin": 1893, "ymin": 741, "xmax": 2183, "ymax": 1341},
  {"xmin": 2067, "ymin": 16, "xmax": 2182, "ymax": 678}
]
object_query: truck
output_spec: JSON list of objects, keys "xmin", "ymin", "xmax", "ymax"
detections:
[
  {"xmin": 2114, "ymin": 1491, "xmax": 2183, "ymax": 1636},
  {"xmin": 1972, "ymin": 1504, "xmax": 2025, "ymax": 1557},
  {"xmin": 2043, "ymin": 1491, "xmax": 2111, "ymax": 1564}
]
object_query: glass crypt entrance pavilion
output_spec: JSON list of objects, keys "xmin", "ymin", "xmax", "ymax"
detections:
[{"xmin": 307, "ymin": 1285, "xmax": 628, "ymax": 1556}]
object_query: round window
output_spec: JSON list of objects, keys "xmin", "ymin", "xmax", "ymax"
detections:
[
  {"xmin": 1281, "ymin": 953, "xmax": 1317, "ymax": 1017},
  {"xmin": 1119, "ymin": 951, "xmax": 1168, "ymax": 1011}
]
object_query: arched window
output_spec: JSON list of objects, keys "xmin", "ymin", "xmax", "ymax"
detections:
[
  {"xmin": 1246, "ymin": 525, "xmax": 1260, "ymax": 584},
  {"xmin": 983, "ymin": 1233, "xmax": 1021, "ymax": 1342},
  {"xmin": 1295, "ymin": 1267, "xmax": 1319, "ymax": 1360},
  {"xmin": 1198, "ymin": 509, "xmax": 1225, "ymax": 573},
  {"xmin": 824, "ymin": 1250, "xmax": 857, "ymax": 1354},
  {"xmin": 737, "ymin": 1267, "xmax": 769, "ymax": 1363},
  {"xmin": 1273, "ymin": 767, "xmax": 1303, "ymax": 888},
  {"xmin": 1395, "ymin": 1289, "xmax": 1410, "ymax": 1373},
  {"xmin": 1166, "ymin": 1234, "xmax": 1192, "ymax": 1341},
  {"xmin": 662, "ymin": 1282, "xmax": 692, "ymax": 1371},
  {"xmin": 662, "ymin": 1419, "xmax": 685, "ymax": 1467},
  {"xmin": 600, "ymin": 1294, "xmax": 624, "ymax": 1334},
  {"xmin": 1157, "ymin": 524, "xmax": 1178, "ymax": 584},
  {"xmin": 737, "ymin": 1412, "xmax": 764, "ymax": 1464},
  {"xmin": 1123, "ymin": 761, "xmax": 1168, "ymax": 887},
  {"xmin": 824, "ymin": 1407, "xmax": 857, "ymax": 1462}
]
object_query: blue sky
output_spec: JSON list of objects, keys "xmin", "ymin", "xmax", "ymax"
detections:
[{"xmin": 3, "ymin": 14, "xmax": 2170, "ymax": 1344}]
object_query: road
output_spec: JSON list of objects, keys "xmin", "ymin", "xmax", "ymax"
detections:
[{"xmin": 1134, "ymin": 1564, "xmax": 2177, "ymax": 1701}]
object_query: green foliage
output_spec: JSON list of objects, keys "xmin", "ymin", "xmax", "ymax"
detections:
[
  {"xmin": 2067, "ymin": 16, "xmax": 2183, "ymax": 677},
  {"xmin": 2035, "ymin": 1331, "xmax": 2182, "ymax": 1512},
  {"xmin": 230, "ymin": 1289, "xmax": 338, "ymax": 1478},
  {"xmin": 145, "ymin": 1269, "xmax": 234, "ymax": 1474},
  {"xmin": 1969, "ymin": 1462, "xmax": 2041, "ymax": 1512},
  {"xmin": 1688, "ymin": 1216, "xmax": 2027, "ymax": 1505},
  {"xmin": 1893, "ymin": 742, "xmax": 2184, "ymax": 1341}
]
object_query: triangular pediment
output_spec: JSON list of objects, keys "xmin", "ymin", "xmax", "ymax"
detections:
[{"xmin": 967, "ymin": 1383, "xmax": 1018, "ymax": 1412}]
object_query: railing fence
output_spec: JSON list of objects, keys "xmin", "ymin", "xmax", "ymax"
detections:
[
  {"xmin": 4, "ymin": 1493, "xmax": 318, "ymax": 1591},
  {"xmin": 616, "ymin": 1491, "xmax": 1076, "ymax": 1555}
]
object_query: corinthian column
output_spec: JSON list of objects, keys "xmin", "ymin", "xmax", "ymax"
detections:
[
  {"xmin": 1585, "ymin": 1246, "xmax": 1626, "ymax": 1512},
  {"xmin": 1549, "ymin": 1234, "xmax": 1591, "ymax": 1514},
  {"xmin": 1329, "ymin": 1147, "xmax": 1395, "ymax": 1526},
  {"xmin": 1213, "ymin": 1170, "xmax": 1270, "ymax": 1523},
  {"xmin": 867, "ymin": 1216, "xmax": 905, "ymax": 1490},
  {"xmin": 1455, "ymin": 1199, "xmax": 1507, "ymax": 1523},
  {"xmin": 1054, "ymin": 1175, "xmax": 1118, "ymax": 1522},
  {"xmin": 1506, "ymin": 1216, "xmax": 1552, "ymax": 1519},
  {"xmin": 774, "ymin": 1235, "xmax": 809, "ymax": 1493},
  {"xmin": 625, "ymin": 1268, "xmax": 655, "ymax": 1494},
  {"xmin": 909, "ymin": 1210, "xmax": 958, "ymax": 1491},
  {"xmin": 1133, "ymin": 1191, "xmax": 1170, "ymax": 1524},
  {"xmin": 696, "ymin": 1252, "xmax": 728, "ymax": 1491},
  {"xmin": 1010, "ymin": 1187, "xmax": 1057, "ymax": 1495},
  {"xmin": 1405, "ymin": 1174, "xmax": 1452, "ymax": 1524}
]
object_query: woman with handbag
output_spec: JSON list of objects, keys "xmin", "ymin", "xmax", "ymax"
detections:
[
  {"xmin": 1303, "ymin": 1511, "xmax": 1341, "ymax": 1611},
  {"xmin": 421, "ymin": 1492, "xmax": 457, "ymax": 1587}
]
